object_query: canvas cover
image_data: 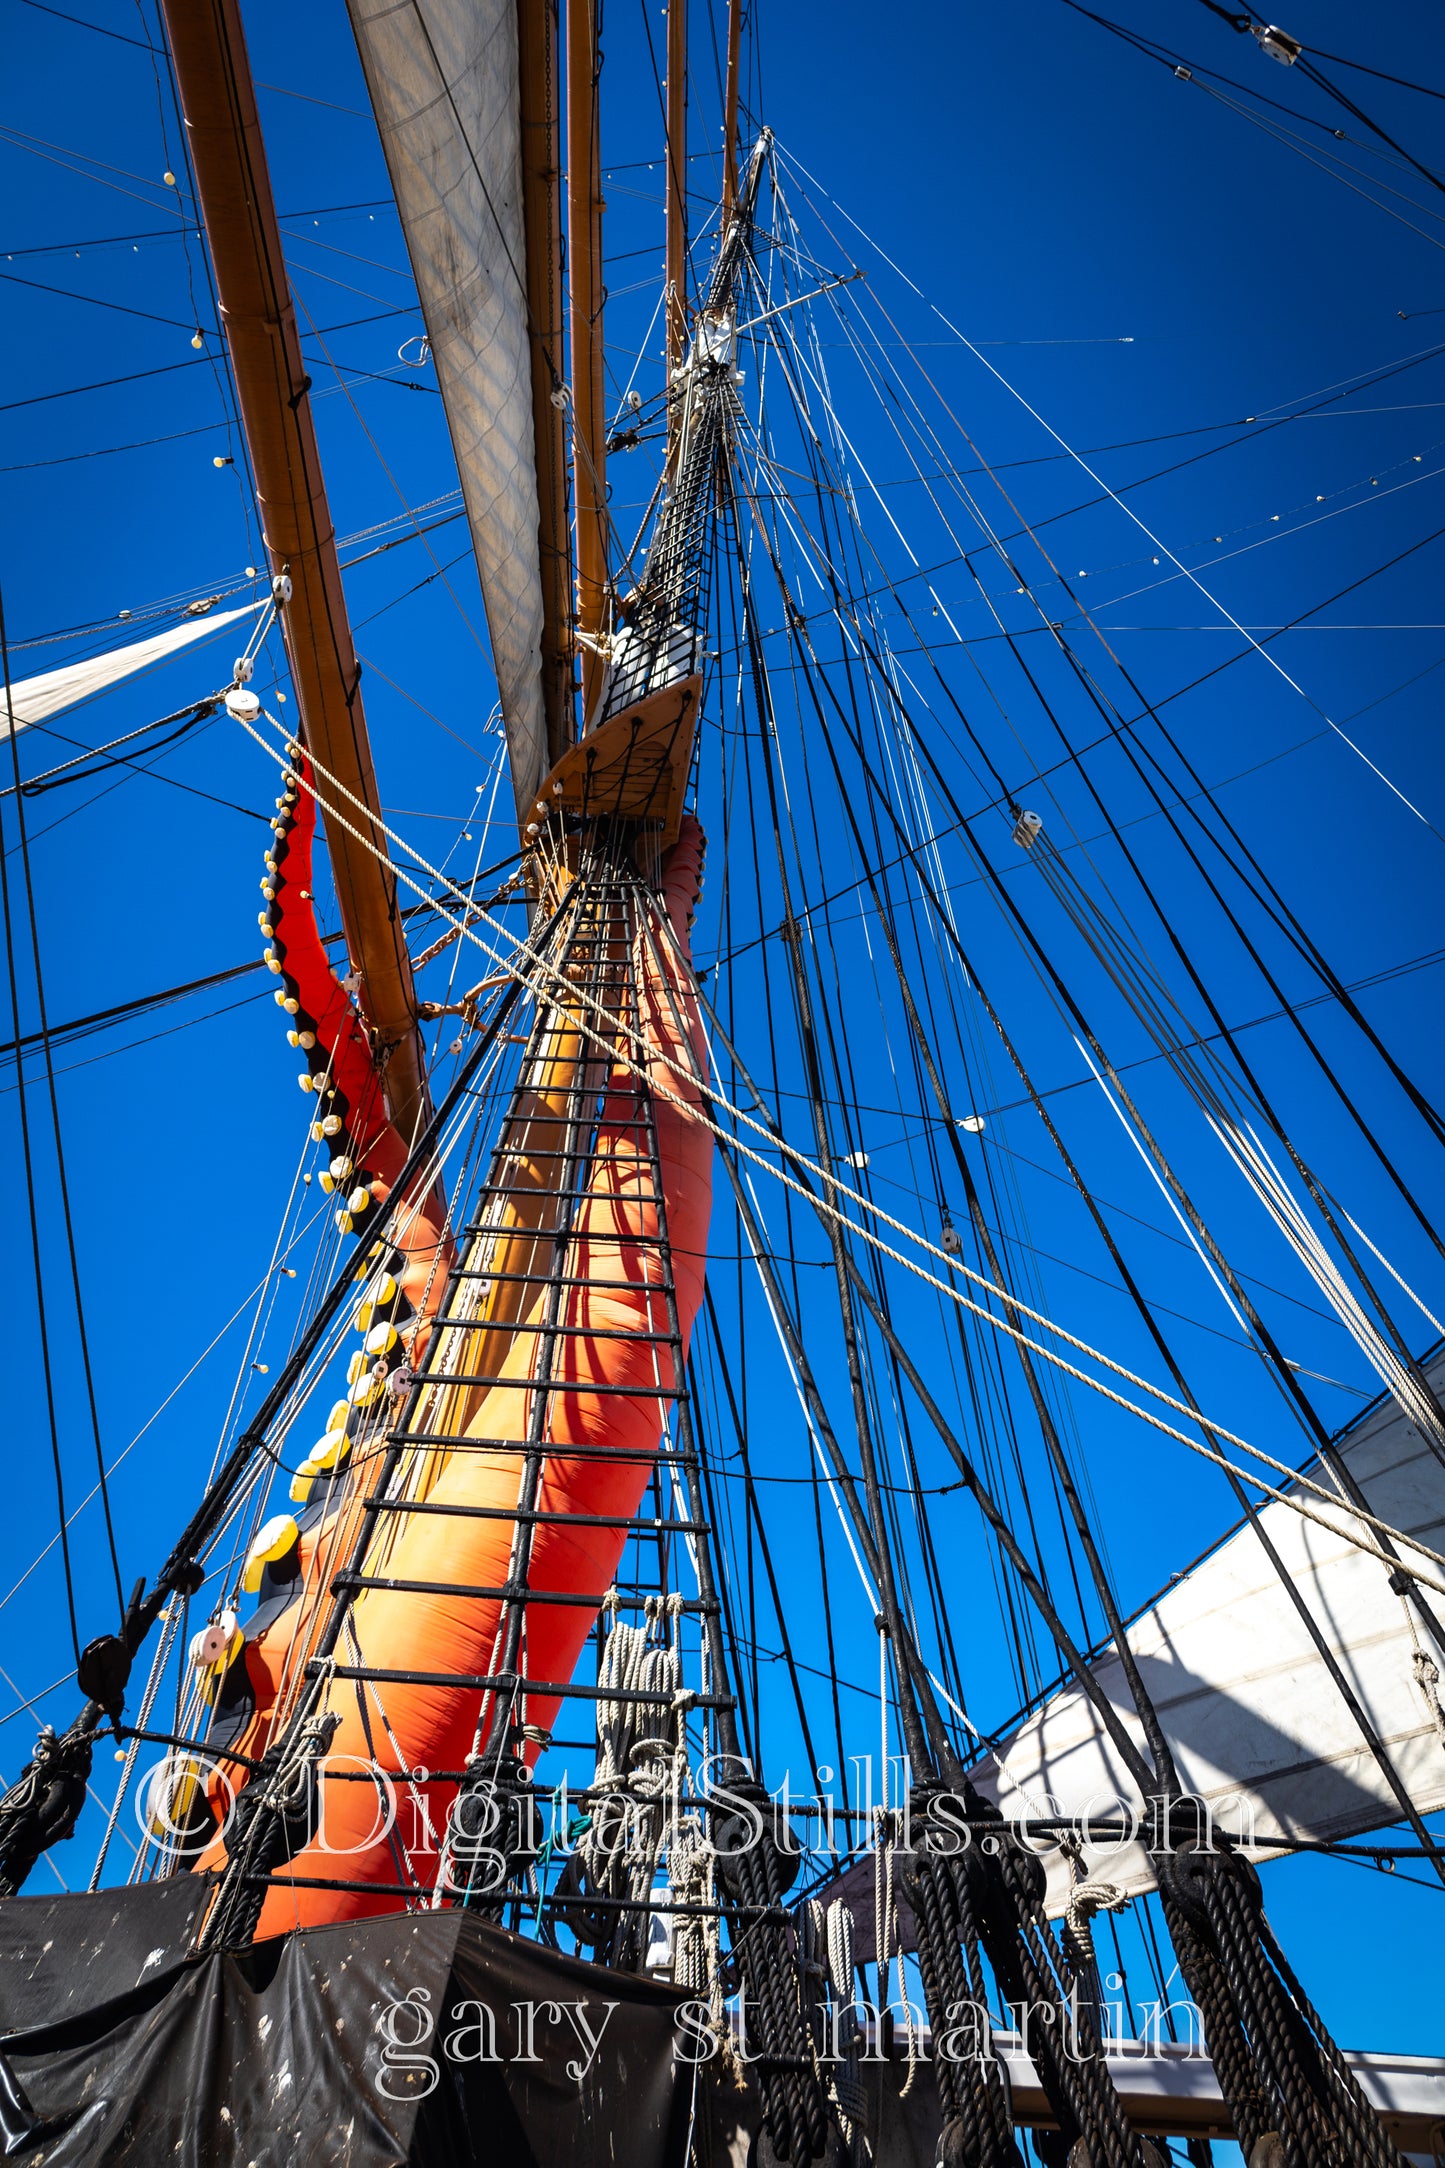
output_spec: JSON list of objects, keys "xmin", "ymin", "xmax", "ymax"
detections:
[{"xmin": 0, "ymin": 1882, "xmax": 692, "ymax": 2166}]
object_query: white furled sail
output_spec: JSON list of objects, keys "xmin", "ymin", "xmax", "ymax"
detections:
[
  {"xmin": 1, "ymin": 602, "xmax": 261, "ymax": 738},
  {"xmin": 974, "ymin": 1348, "xmax": 1445, "ymax": 1913},
  {"xmin": 346, "ymin": 0, "xmax": 548, "ymax": 821}
]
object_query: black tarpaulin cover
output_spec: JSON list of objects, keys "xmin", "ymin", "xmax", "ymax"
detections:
[{"xmin": 0, "ymin": 1882, "xmax": 695, "ymax": 2166}]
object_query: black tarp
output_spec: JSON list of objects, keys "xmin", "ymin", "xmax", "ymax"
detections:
[
  {"xmin": 0, "ymin": 1883, "xmax": 696, "ymax": 2166},
  {"xmin": 0, "ymin": 1876, "xmax": 212, "ymax": 2032}
]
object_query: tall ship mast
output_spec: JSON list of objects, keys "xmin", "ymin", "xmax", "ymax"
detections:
[{"xmin": 1, "ymin": 3, "xmax": 1443, "ymax": 2164}]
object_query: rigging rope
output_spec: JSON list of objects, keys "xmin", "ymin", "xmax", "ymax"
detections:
[
  {"xmin": 1, "ymin": 583, "xmax": 124, "ymax": 1640},
  {"xmin": 775, "ymin": 143, "xmax": 1445, "ymax": 841},
  {"xmin": 229, "ymin": 699, "xmax": 1445, "ymax": 1599}
]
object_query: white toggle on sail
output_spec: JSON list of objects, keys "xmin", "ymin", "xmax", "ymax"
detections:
[
  {"xmin": 1, "ymin": 601, "xmax": 262, "ymax": 738},
  {"xmin": 974, "ymin": 1347, "xmax": 1445, "ymax": 1913},
  {"xmin": 346, "ymin": 0, "xmax": 548, "ymax": 822}
]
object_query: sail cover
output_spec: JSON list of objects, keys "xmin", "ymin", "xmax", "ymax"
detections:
[
  {"xmin": 346, "ymin": 0, "xmax": 548, "ymax": 822},
  {"xmin": 1, "ymin": 602, "xmax": 261, "ymax": 737},
  {"xmin": 973, "ymin": 1347, "xmax": 1445, "ymax": 1910},
  {"xmin": 0, "ymin": 1884, "xmax": 692, "ymax": 2167}
]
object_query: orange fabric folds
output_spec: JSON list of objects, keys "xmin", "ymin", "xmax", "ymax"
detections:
[{"xmin": 252, "ymin": 819, "xmax": 712, "ymax": 1932}]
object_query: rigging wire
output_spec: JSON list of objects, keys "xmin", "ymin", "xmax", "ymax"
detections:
[
  {"xmin": 14, "ymin": 25, "xmax": 1445, "ymax": 1959},
  {"xmin": 760, "ymin": 157, "xmax": 1445, "ymax": 1173},
  {"xmin": 1058, "ymin": 0, "xmax": 1445, "ymax": 187},
  {"xmin": 231, "ymin": 691, "xmax": 1445, "ymax": 1598},
  {"xmin": 730, "ymin": 368, "xmax": 1104, "ymax": 1668},
  {"xmin": 789, "ymin": 163, "xmax": 1444, "ymax": 838},
  {"xmin": 736, "ymin": 288, "xmax": 1445, "ymax": 1401},
  {"xmin": 718, "ymin": 218, "xmax": 1445, "ymax": 1875},
  {"xmin": 0, "ymin": 199, "xmax": 396, "ymax": 257},
  {"xmin": 0, "ymin": 583, "xmax": 124, "ymax": 1646},
  {"xmin": 758, "ymin": 186, "xmax": 1445, "ymax": 1482},
  {"xmin": 1295, "ymin": 45, "xmax": 1445, "ymax": 105},
  {"xmin": 782, "ymin": 257, "xmax": 1445, "ymax": 1351},
  {"xmin": 0, "ymin": 306, "xmax": 427, "ymax": 416},
  {"xmin": 1181, "ymin": 0, "xmax": 1445, "ymax": 197},
  {"xmin": 1178, "ymin": 77, "xmax": 1445, "ymax": 256},
  {"xmin": 0, "ymin": 772, "xmax": 78, "ymax": 1655},
  {"xmin": 290, "ymin": 290, "xmax": 489, "ymax": 654},
  {"xmin": 0, "ymin": 888, "xmax": 517, "ymax": 1077}
]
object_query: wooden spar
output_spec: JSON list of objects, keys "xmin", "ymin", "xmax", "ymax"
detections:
[
  {"xmin": 566, "ymin": 0, "xmax": 608, "ymax": 727},
  {"xmin": 518, "ymin": 0, "xmax": 575, "ymax": 769},
  {"xmin": 722, "ymin": 0, "xmax": 742, "ymax": 215},
  {"xmin": 159, "ymin": 0, "xmax": 429, "ymax": 1142},
  {"xmin": 665, "ymin": 0, "xmax": 688, "ymax": 427}
]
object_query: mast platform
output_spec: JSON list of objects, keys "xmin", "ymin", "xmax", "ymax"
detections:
[{"xmin": 525, "ymin": 675, "xmax": 703, "ymax": 848}]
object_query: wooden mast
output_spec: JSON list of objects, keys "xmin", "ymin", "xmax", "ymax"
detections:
[
  {"xmin": 159, "ymin": 0, "xmax": 429, "ymax": 1141},
  {"xmin": 665, "ymin": 0, "xmax": 688, "ymax": 437},
  {"xmin": 722, "ymin": 0, "xmax": 742, "ymax": 215},
  {"xmin": 518, "ymin": 0, "xmax": 575, "ymax": 768},
  {"xmin": 566, "ymin": 0, "xmax": 608, "ymax": 727}
]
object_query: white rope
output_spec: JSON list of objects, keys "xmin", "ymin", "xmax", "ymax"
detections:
[
  {"xmin": 1339, "ymin": 1203, "xmax": 1445, "ymax": 1340},
  {"xmin": 1064, "ymin": 1877, "xmax": 1129, "ymax": 1941},
  {"xmin": 1398, "ymin": 1592, "xmax": 1445, "ymax": 1755},
  {"xmin": 731, "ymin": 310, "xmax": 1445, "ymax": 1473},
  {"xmin": 670, "ymin": 1807, "xmax": 741, "ymax": 2079},
  {"xmin": 226, "ymin": 705, "xmax": 1445, "ymax": 1595},
  {"xmin": 804, "ymin": 1895, "xmax": 868, "ymax": 2143},
  {"xmin": 1413, "ymin": 1650, "xmax": 1445, "ymax": 1754},
  {"xmin": 1019, "ymin": 832, "xmax": 1445, "ymax": 1454},
  {"xmin": 773, "ymin": 143, "xmax": 1443, "ymax": 838},
  {"xmin": 582, "ymin": 1596, "xmax": 683, "ymax": 1908},
  {"xmin": 1207, "ymin": 1106, "xmax": 1445, "ymax": 1449}
]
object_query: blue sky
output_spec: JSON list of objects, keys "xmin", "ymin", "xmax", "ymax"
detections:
[{"xmin": 3, "ymin": 0, "xmax": 1444, "ymax": 2091}]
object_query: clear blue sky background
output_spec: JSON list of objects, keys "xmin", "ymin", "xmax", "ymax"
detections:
[{"xmin": 3, "ymin": 0, "xmax": 1444, "ymax": 2097}]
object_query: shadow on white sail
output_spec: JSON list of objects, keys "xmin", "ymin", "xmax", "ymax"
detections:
[{"xmin": 975, "ymin": 1348, "xmax": 1445, "ymax": 1913}]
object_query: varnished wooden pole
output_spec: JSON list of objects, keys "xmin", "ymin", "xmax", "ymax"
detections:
[
  {"xmin": 518, "ymin": 0, "xmax": 575, "ymax": 764},
  {"xmin": 160, "ymin": 0, "xmax": 429, "ymax": 1138},
  {"xmin": 665, "ymin": 0, "xmax": 688, "ymax": 406},
  {"xmin": 722, "ymin": 0, "xmax": 742, "ymax": 215},
  {"xmin": 567, "ymin": 0, "xmax": 608, "ymax": 725}
]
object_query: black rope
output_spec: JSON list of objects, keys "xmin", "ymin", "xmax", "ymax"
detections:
[
  {"xmin": 0, "ymin": 667, "xmax": 80, "ymax": 1662},
  {"xmin": 753, "ymin": 495, "xmax": 1445, "ymax": 1514},
  {"xmin": 725, "ymin": 292, "xmax": 1445, "ymax": 1898},
  {"xmin": 1305, "ymin": 43, "xmax": 1445, "ymax": 103},
  {"xmin": 699, "ymin": 1285, "xmax": 821, "ymax": 1774},
  {"xmin": 753, "ymin": 449, "xmax": 1186, "ymax": 1798},
  {"xmin": 1, "ymin": 698, "xmax": 219, "ymax": 800},
  {"xmin": 0, "ymin": 584, "xmax": 124, "ymax": 1629},
  {"xmin": 1296, "ymin": 50, "xmax": 1445, "ymax": 197}
]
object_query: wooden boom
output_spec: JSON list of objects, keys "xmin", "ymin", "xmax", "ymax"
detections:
[{"xmin": 160, "ymin": 0, "xmax": 429, "ymax": 1141}]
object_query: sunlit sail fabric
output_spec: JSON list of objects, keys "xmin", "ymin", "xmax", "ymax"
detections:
[
  {"xmin": 1, "ymin": 602, "xmax": 261, "ymax": 737},
  {"xmin": 346, "ymin": 0, "xmax": 548, "ymax": 820},
  {"xmin": 976, "ymin": 1349, "xmax": 1445, "ymax": 1910}
]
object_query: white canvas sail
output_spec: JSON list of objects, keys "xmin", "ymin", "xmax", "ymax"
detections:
[
  {"xmin": 2, "ymin": 602, "xmax": 261, "ymax": 739},
  {"xmin": 346, "ymin": 0, "xmax": 548, "ymax": 822},
  {"xmin": 972, "ymin": 1348, "xmax": 1445, "ymax": 1913}
]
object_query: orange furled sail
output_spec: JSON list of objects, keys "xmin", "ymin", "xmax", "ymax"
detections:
[{"xmin": 212, "ymin": 819, "xmax": 711, "ymax": 1933}]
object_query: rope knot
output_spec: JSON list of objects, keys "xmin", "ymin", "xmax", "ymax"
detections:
[{"xmin": 1064, "ymin": 1878, "xmax": 1128, "ymax": 1937}]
